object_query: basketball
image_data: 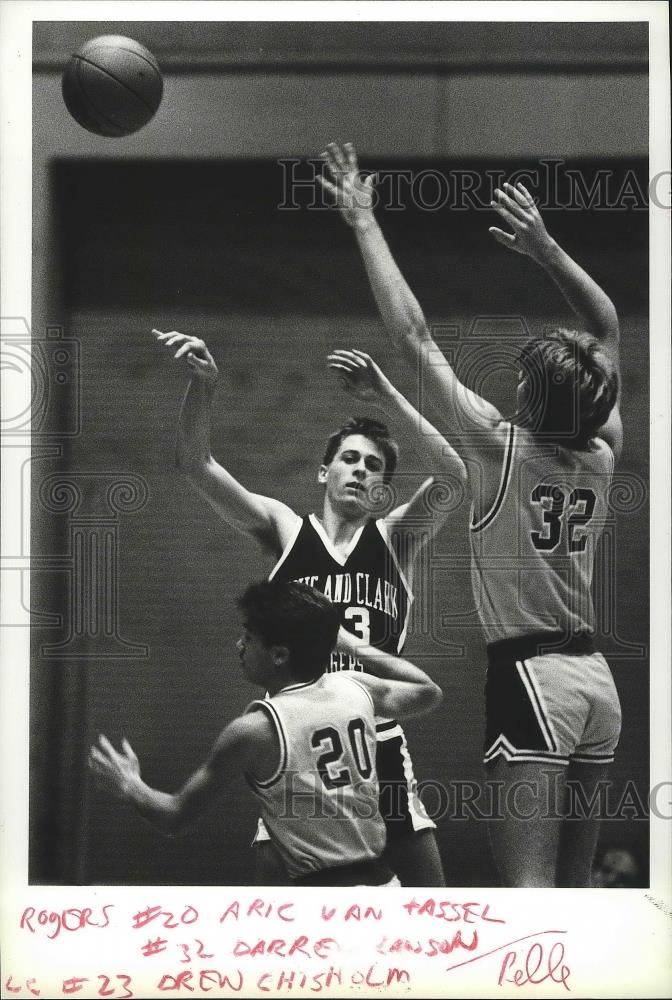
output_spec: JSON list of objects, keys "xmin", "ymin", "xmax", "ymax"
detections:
[{"xmin": 62, "ymin": 35, "xmax": 163, "ymax": 138}]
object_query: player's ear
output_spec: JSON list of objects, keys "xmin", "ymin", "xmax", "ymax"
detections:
[
  {"xmin": 272, "ymin": 645, "xmax": 290, "ymax": 668},
  {"xmin": 318, "ymin": 464, "xmax": 328, "ymax": 485}
]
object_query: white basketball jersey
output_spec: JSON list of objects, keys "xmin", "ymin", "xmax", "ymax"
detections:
[
  {"xmin": 245, "ymin": 672, "xmax": 385, "ymax": 880},
  {"xmin": 470, "ymin": 423, "xmax": 614, "ymax": 643}
]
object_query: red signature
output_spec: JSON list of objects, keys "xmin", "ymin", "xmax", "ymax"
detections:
[
  {"xmin": 445, "ymin": 929, "xmax": 571, "ymax": 989},
  {"xmin": 499, "ymin": 940, "xmax": 570, "ymax": 989}
]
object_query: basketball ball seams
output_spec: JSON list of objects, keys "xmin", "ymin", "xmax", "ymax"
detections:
[
  {"xmin": 72, "ymin": 57, "xmax": 127, "ymax": 136},
  {"xmin": 61, "ymin": 34, "xmax": 163, "ymax": 137},
  {"xmin": 74, "ymin": 54, "xmax": 159, "ymax": 115},
  {"xmin": 88, "ymin": 43, "xmax": 161, "ymax": 76}
]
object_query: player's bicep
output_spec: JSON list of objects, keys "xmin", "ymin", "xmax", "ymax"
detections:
[
  {"xmin": 418, "ymin": 340, "xmax": 504, "ymax": 434},
  {"xmin": 188, "ymin": 460, "xmax": 299, "ymax": 547},
  {"xmin": 355, "ymin": 673, "xmax": 435, "ymax": 721},
  {"xmin": 174, "ymin": 715, "xmax": 266, "ymax": 828},
  {"xmin": 386, "ymin": 470, "xmax": 465, "ymax": 551}
]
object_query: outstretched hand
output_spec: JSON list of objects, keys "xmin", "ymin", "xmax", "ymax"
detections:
[
  {"xmin": 152, "ymin": 329, "xmax": 219, "ymax": 384},
  {"xmin": 327, "ymin": 349, "xmax": 394, "ymax": 403},
  {"xmin": 489, "ymin": 182, "xmax": 555, "ymax": 262},
  {"xmin": 318, "ymin": 142, "xmax": 376, "ymax": 229},
  {"xmin": 88, "ymin": 735, "xmax": 141, "ymax": 799}
]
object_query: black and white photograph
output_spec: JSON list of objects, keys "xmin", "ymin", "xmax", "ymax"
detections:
[{"xmin": 1, "ymin": 2, "xmax": 671, "ymax": 997}]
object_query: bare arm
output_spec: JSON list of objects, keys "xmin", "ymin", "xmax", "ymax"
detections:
[
  {"xmin": 327, "ymin": 349, "xmax": 466, "ymax": 483},
  {"xmin": 337, "ymin": 630, "xmax": 442, "ymax": 720},
  {"xmin": 490, "ymin": 183, "xmax": 620, "ymax": 359},
  {"xmin": 318, "ymin": 143, "xmax": 503, "ymax": 458},
  {"xmin": 327, "ymin": 347, "xmax": 466, "ymax": 574},
  {"xmin": 489, "ymin": 183, "xmax": 622, "ymax": 456},
  {"xmin": 88, "ymin": 712, "xmax": 275, "ymax": 835},
  {"xmin": 154, "ymin": 330, "xmax": 299, "ymax": 552}
]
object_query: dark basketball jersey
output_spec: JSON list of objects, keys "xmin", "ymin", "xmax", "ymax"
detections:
[{"xmin": 270, "ymin": 514, "xmax": 413, "ymax": 672}]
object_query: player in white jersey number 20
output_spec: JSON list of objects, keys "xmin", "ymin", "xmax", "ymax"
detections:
[{"xmin": 89, "ymin": 579, "xmax": 442, "ymax": 885}]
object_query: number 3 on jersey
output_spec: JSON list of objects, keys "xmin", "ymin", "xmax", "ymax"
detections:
[{"xmin": 344, "ymin": 606, "xmax": 371, "ymax": 644}]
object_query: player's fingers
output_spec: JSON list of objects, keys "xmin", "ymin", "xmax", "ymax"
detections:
[
  {"xmin": 98, "ymin": 734, "xmax": 118, "ymax": 758},
  {"xmin": 329, "ymin": 350, "xmax": 365, "ymax": 370},
  {"xmin": 122, "ymin": 738, "xmax": 138, "ymax": 762},
  {"xmin": 327, "ymin": 363, "xmax": 355, "ymax": 381},
  {"xmin": 326, "ymin": 141, "xmax": 348, "ymax": 173},
  {"xmin": 164, "ymin": 333, "xmax": 187, "ymax": 347},
  {"xmin": 327, "ymin": 358, "xmax": 358, "ymax": 373},
  {"xmin": 488, "ymin": 227, "xmax": 517, "ymax": 247},
  {"xmin": 174, "ymin": 342, "xmax": 198, "ymax": 359},
  {"xmin": 319, "ymin": 151, "xmax": 341, "ymax": 182},
  {"xmin": 350, "ymin": 349, "xmax": 373, "ymax": 363},
  {"xmin": 490, "ymin": 200, "xmax": 522, "ymax": 230},
  {"xmin": 89, "ymin": 746, "xmax": 107, "ymax": 769},
  {"xmin": 516, "ymin": 183, "xmax": 541, "ymax": 218},
  {"xmin": 364, "ymin": 173, "xmax": 377, "ymax": 190},
  {"xmin": 329, "ymin": 348, "xmax": 358, "ymax": 359},
  {"xmin": 186, "ymin": 354, "xmax": 209, "ymax": 368},
  {"xmin": 343, "ymin": 141, "xmax": 359, "ymax": 172},
  {"xmin": 516, "ymin": 182, "xmax": 536, "ymax": 205},
  {"xmin": 504, "ymin": 182, "xmax": 532, "ymax": 209},
  {"xmin": 494, "ymin": 188, "xmax": 529, "ymax": 218}
]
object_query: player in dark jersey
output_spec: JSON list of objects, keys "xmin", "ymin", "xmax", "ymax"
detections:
[
  {"xmin": 153, "ymin": 331, "xmax": 465, "ymax": 886},
  {"xmin": 89, "ymin": 579, "xmax": 443, "ymax": 887},
  {"xmin": 320, "ymin": 140, "xmax": 623, "ymax": 888}
]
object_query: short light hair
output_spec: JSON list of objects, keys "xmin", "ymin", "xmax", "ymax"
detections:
[{"xmin": 517, "ymin": 329, "xmax": 619, "ymax": 446}]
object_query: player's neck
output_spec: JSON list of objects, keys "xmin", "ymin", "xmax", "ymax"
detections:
[{"xmin": 318, "ymin": 502, "xmax": 369, "ymax": 547}]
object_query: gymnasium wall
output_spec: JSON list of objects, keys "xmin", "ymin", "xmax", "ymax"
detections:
[{"xmin": 30, "ymin": 21, "xmax": 650, "ymax": 886}]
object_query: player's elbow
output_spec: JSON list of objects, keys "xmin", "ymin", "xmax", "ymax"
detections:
[
  {"xmin": 176, "ymin": 449, "xmax": 211, "ymax": 483},
  {"xmin": 422, "ymin": 680, "xmax": 443, "ymax": 713},
  {"xmin": 405, "ymin": 680, "xmax": 443, "ymax": 719},
  {"xmin": 397, "ymin": 320, "xmax": 432, "ymax": 350},
  {"xmin": 159, "ymin": 796, "xmax": 191, "ymax": 837}
]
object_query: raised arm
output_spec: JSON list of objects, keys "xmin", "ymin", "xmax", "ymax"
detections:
[
  {"xmin": 337, "ymin": 631, "xmax": 442, "ymax": 720},
  {"xmin": 489, "ymin": 183, "xmax": 620, "ymax": 361},
  {"xmin": 327, "ymin": 348, "xmax": 466, "ymax": 482},
  {"xmin": 318, "ymin": 143, "xmax": 503, "ymax": 457},
  {"xmin": 153, "ymin": 330, "xmax": 299, "ymax": 554},
  {"xmin": 327, "ymin": 348, "xmax": 466, "ymax": 558},
  {"xmin": 489, "ymin": 182, "xmax": 622, "ymax": 454},
  {"xmin": 88, "ymin": 711, "xmax": 276, "ymax": 835}
]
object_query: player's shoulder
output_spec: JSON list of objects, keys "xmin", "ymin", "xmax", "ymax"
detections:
[
  {"xmin": 328, "ymin": 671, "xmax": 376, "ymax": 708},
  {"xmin": 589, "ymin": 435, "xmax": 616, "ymax": 466}
]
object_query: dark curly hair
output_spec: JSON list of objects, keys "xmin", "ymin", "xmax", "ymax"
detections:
[
  {"xmin": 237, "ymin": 579, "xmax": 340, "ymax": 681},
  {"xmin": 322, "ymin": 416, "xmax": 399, "ymax": 483}
]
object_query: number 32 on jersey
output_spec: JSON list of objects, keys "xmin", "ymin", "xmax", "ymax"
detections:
[{"xmin": 530, "ymin": 485, "xmax": 597, "ymax": 553}]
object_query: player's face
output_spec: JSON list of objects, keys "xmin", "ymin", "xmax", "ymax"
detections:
[
  {"xmin": 236, "ymin": 627, "xmax": 276, "ymax": 686},
  {"xmin": 319, "ymin": 434, "xmax": 387, "ymax": 514}
]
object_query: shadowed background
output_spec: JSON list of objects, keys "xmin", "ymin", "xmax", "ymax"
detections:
[{"xmin": 31, "ymin": 20, "xmax": 649, "ymax": 886}]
